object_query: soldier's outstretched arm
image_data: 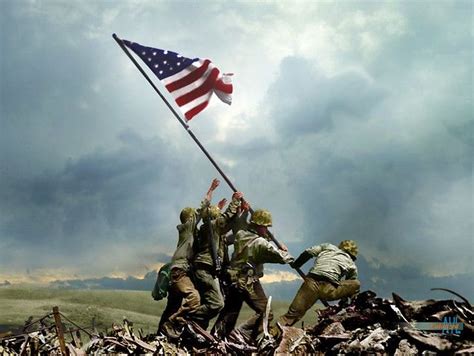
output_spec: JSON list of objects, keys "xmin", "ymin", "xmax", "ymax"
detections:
[
  {"xmin": 290, "ymin": 250, "xmax": 313, "ymax": 269},
  {"xmin": 254, "ymin": 238, "xmax": 294, "ymax": 265},
  {"xmin": 205, "ymin": 178, "xmax": 220, "ymax": 202},
  {"xmin": 290, "ymin": 243, "xmax": 328, "ymax": 268}
]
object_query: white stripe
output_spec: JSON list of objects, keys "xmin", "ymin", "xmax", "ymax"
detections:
[
  {"xmin": 169, "ymin": 63, "xmax": 216, "ymax": 98},
  {"xmin": 162, "ymin": 59, "xmax": 206, "ymax": 85},
  {"xmin": 179, "ymin": 92, "xmax": 213, "ymax": 114},
  {"xmin": 214, "ymin": 89, "xmax": 232, "ymax": 105}
]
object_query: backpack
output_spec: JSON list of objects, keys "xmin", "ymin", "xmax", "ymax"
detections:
[{"xmin": 152, "ymin": 262, "xmax": 171, "ymax": 301}]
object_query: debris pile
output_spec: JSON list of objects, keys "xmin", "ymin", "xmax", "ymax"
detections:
[
  {"xmin": 1, "ymin": 290, "xmax": 472, "ymax": 355},
  {"xmin": 263, "ymin": 290, "xmax": 473, "ymax": 355}
]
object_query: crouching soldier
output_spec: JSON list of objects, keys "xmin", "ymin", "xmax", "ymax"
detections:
[
  {"xmin": 213, "ymin": 209, "xmax": 293, "ymax": 342},
  {"xmin": 277, "ymin": 240, "xmax": 360, "ymax": 327},
  {"xmin": 158, "ymin": 179, "xmax": 220, "ymax": 337}
]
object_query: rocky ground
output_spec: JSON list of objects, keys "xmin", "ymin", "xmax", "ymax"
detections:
[{"xmin": 1, "ymin": 289, "xmax": 472, "ymax": 355}]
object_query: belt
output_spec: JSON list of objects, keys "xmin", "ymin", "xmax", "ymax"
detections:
[{"xmin": 309, "ymin": 273, "xmax": 339, "ymax": 287}]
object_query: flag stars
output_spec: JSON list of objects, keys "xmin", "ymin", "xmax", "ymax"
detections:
[
  {"xmin": 164, "ymin": 50, "xmax": 168, "ymax": 54},
  {"xmin": 163, "ymin": 60, "xmax": 167, "ymax": 64},
  {"xmin": 153, "ymin": 52, "xmax": 157, "ymax": 56},
  {"xmin": 154, "ymin": 64, "xmax": 159, "ymax": 68},
  {"xmin": 148, "ymin": 58, "xmax": 151, "ymax": 61},
  {"xmin": 177, "ymin": 62, "xmax": 181, "ymax": 66},
  {"xmin": 159, "ymin": 70, "xmax": 163, "ymax": 74},
  {"xmin": 142, "ymin": 51, "xmax": 146, "ymax": 55}
]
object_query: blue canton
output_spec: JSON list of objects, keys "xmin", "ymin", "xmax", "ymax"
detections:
[{"xmin": 123, "ymin": 41, "xmax": 198, "ymax": 80}]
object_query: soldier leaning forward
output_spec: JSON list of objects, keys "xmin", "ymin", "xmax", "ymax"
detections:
[
  {"xmin": 191, "ymin": 192, "xmax": 243, "ymax": 329},
  {"xmin": 277, "ymin": 240, "xmax": 360, "ymax": 327},
  {"xmin": 212, "ymin": 209, "xmax": 293, "ymax": 342}
]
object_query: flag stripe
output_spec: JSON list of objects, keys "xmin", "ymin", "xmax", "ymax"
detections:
[
  {"xmin": 180, "ymin": 92, "xmax": 212, "ymax": 115},
  {"xmin": 161, "ymin": 59, "xmax": 202, "ymax": 85},
  {"xmin": 185, "ymin": 101, "xmax": 209, "ymax": 120},
  {"xmin": 169, "ymin": 63, "xmax": 216, "ymax": 99},
  {"xmin": 123, "ymin": 39, "xmax": 232, "ymax": 121},
  {"xmin": 165, "ymin": 59, "xmax": 211, "ymax": 92},
  {"xmin": 214, "ymin": 77, "xmax": 233, "ymax": 93},
  {"xmin": 175, "ymin": 68, "xmax": 219, "ymax": 106},
  {"xmin": 214, "ymin": 89, "xmax": 232, "ymax": 105}
]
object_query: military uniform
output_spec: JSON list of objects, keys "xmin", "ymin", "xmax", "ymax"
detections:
[
  {"xmin": 213, "ymin": 227, "xmax": 293, "ymax": 341},
  {"xmin": 278, "ymin": 242, "xmax": 360, "ymax": 327},
  {"xmin": 158, "ymin": 210, "xmax": 201, "ymax": 335},
  {"xmin": 191, "ymin": 197, "xmax": 241, "ymax": 328}
]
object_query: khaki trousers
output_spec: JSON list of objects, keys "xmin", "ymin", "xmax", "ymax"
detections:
[
  {"xmin": 192, "ymin": 268, "xmax": 224, "ymax": 328},
  {"xmin": 213, "ymin": 279, "xmax": 270, "ymax": 340},
  {"xmin": 158, "ymin": 268, "xmax": 200, "ymax": 331},
  {"xmin": 278, "ymin": 277, "xmax": 360, "ymax": 327}
]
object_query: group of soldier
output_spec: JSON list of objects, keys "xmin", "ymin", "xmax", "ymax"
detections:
[{"xmin": 158, "ymin": 178, "xmax": 361, "ymax": 343}]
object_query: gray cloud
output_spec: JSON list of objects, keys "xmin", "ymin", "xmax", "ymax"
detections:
[
  {"xmin": 268, "ymin": 57, "xmax": 385, "ymax": 138},
  {"xmin": 0, "ymin": 129, "xmax": 212, "ymax": 273},
  {"xmin": 228, "ymin": 15, "xmax": 472, "ymax": 278}
]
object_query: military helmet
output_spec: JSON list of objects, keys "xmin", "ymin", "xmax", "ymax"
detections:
[
  {"xmin": 250, "ymin": 209, "xmax": 272, "ymax": 227},
  {"xmin": 202, "ymin": 205, "xmax": 221, "ymax": 219},
  {"xmin": 180, "ymin": 207, "xmax": 196, "ymax": 224},
  {"xmin": 339, "ymin": 240, "xmax": 358, "ymax": 258}
]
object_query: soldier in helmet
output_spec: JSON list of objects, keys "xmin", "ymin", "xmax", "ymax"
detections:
[
  {"xmin": 212, "ymin": 209, "xmax": 294, "ymax": 342},
  {"xmin": 158, "ymin": 178, "xmax": 220, "ymax": 337},
  {"xmin": 277, "ymin": 240, "xmax": 360, "ymax": 327},
  {"xmin": 191, "ymin": 190, "xmax": 244, "ymax": 329}
]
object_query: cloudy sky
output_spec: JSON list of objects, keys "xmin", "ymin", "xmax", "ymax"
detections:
[{"xmin": 1, "ymin": 1, "xmax": 472, "ymax": 298}]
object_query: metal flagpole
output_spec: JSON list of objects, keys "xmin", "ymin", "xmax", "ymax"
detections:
[{"xmin": 112, "ymin": 33, "xmax": 308, "ymax": 281}]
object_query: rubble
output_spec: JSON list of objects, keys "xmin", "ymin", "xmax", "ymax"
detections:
[
  {"xmin": 394, "ymin": 339, "xmax": 418, "ymax": 356},
  {"xmin": 0, "ymin": 290, "xmax": 472, "ymax": 355}
]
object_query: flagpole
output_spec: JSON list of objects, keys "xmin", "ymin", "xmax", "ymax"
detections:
[
  {"xmin": 112, "ymin": 33, "xmax": 311, "ymax": 282},
  {"xmin": 112, "ymin": 33, "xmax": 239, "ymax": 192}
]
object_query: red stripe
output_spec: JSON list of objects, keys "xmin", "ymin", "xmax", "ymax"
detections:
[
  {"xmin": 214, "ymin": 78, "xmax": 233, "ymax": 93},
  {"xmin": 185, "ymin": 101, "xmax": 209, "ymax": 120},
  {"xmin": 175, "ymin": 68, "xmax": 219, "ymax": 106},
  {"xmin": 165, "ymin": 59, "xmax": 211, "ymax": 92}
]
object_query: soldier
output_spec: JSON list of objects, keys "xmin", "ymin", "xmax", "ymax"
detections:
[
  {"xmin": 191, "ymin": 191, "xmax": 244, "ymax": 329},
  {"xmin": 277, "ymin": 240, "xmax": 361, "ymax": 327},
  {"xmin": 158, "ymin": 179, "xmax": 220, "ymax": 337},
  {"xmin": 213, "ymin": 209, "xmax": 293, "ymax": 343}
]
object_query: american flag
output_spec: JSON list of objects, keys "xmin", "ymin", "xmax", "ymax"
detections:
[{"xmin": 123, "ymin": 40, "xmax": 233, "ymax": 121}]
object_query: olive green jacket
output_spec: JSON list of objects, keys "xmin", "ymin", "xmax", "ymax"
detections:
[
  {"xmin": 193, "ymin": 197, "xmax": 242, "ymax": 268},
  {"xmin": 170, "ymin": 216, "xmax": 197, "ymax": 272},
  {"xmin": 229, "ymin": 228, "xmax": 293, "ymax": 278},
  {"xmin": 169, "ymin": 199, "xmax": 212, "ymax": 271},
  {"xmin": 306, "ymin": 243, "xmax": 358, "ymax": 284}
]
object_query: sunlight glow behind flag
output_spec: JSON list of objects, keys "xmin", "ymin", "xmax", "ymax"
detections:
[{"xmin": 123, "ymin": 40, "xmax": 233, "ymax": 121}]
